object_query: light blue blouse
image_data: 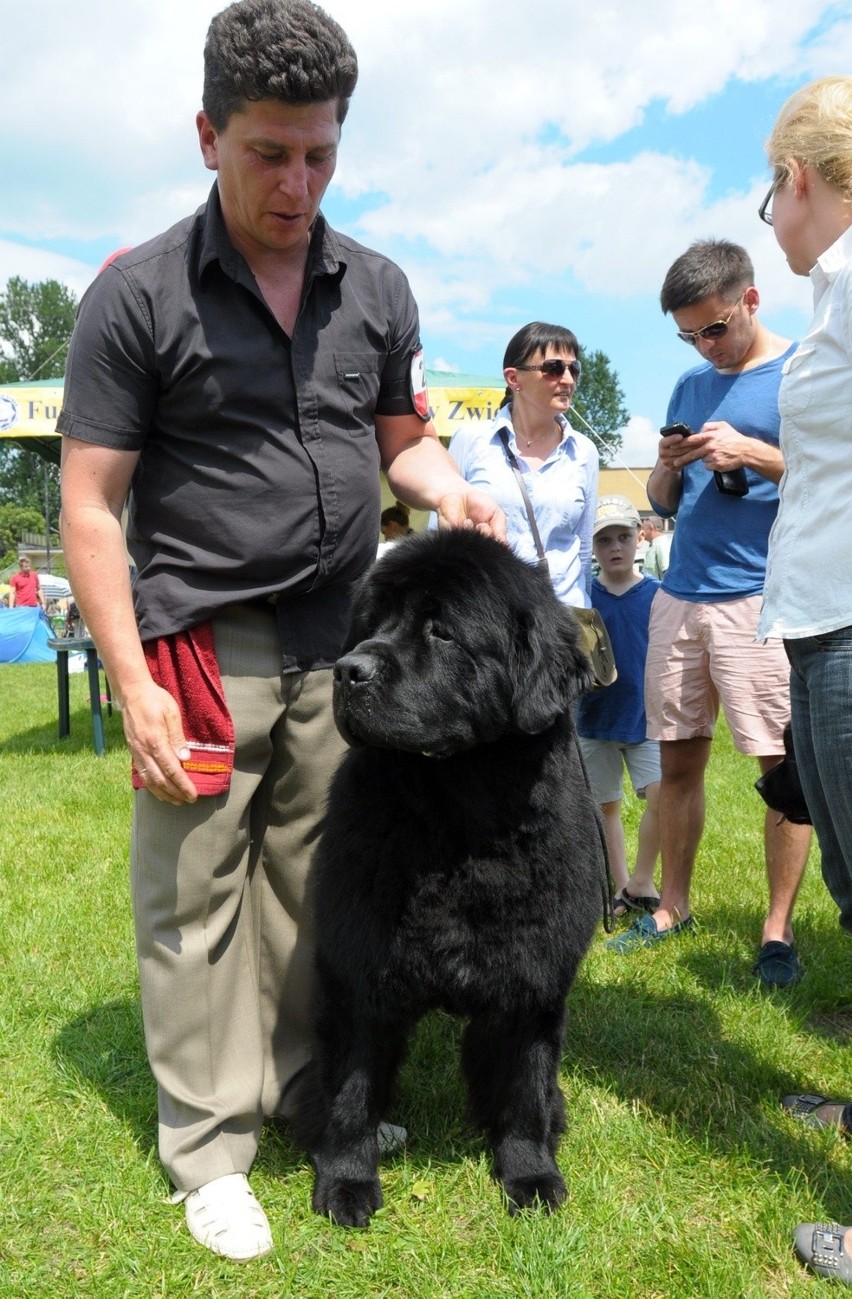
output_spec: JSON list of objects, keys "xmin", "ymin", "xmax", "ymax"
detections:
[{"xmin": 439, "ymin": 403, "xmax": 599, "ymax": 608}]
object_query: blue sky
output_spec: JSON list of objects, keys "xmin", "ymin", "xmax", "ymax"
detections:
[{"xmin": 2, "ymin": 0, "xmax": 850, "ymax": 464}]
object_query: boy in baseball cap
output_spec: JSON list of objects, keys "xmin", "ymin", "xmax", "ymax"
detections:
[{"xmin": 577, "ymin": 496, "xmax": 662, "ymax": 919}]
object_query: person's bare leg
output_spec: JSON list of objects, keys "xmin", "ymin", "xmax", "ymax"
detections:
[
  {"xmin": 626, "ymin": 780, "xmax": 661, "ymax": 900},
  {"xmin": 652, "ymin": 738, "xmax": 711, "ymax": 932},
  {"xmin": 757, "ymin": 754, "xmax": 812, "ymax": 946},
  {"xmin": 600, "ymin": 799, "xmax": 629, "ymax": 895}
]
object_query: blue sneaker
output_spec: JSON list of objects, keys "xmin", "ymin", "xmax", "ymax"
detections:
[{"xmin": 605, "ymin": 910, "xmax": 695, "ymax": 953}]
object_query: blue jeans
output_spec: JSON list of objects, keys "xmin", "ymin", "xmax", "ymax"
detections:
[{"xmin": 786, "ymin": 627, "xmax": 852, "ymax": 933}]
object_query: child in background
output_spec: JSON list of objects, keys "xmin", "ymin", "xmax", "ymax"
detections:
[{"xmin": 577, "ymin": 496, "xmax": 662, "ymax": 918}]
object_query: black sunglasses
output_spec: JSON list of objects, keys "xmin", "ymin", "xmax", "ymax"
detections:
[
  {"xmin": 675, "ymin": 294, "xmax": 745, "ymax": 345},
  {"xmin": 758, "ymin": 170, "xmax": 784, "ymax": 226},
  {"xmin": 515, "ymin": 358, "xmax": 581, "ymax": 382}
]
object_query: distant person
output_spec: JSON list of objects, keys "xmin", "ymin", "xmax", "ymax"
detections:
[
  {"xmin": 377, "ymin": 501, "xmax": 413, "ymax": 557},
  {"xmin": 8, "ymin": 556, "xmax": 44, "ymax": 610},
  {"xmin": 633, "ymin": 519, "xmax": 650, "ymax": 573},
  {"xmin": 610, "ymin": 239, "xmax": 811, "ymax": 988},
  {"xmin": 641, "ymin": 515, "xmax": 673, "ymax": 579},
  {"xmin": 577, "ymin": 495, "xmax": 661, "ymax": 917},
  {"xmin": 445, "ymin": 321, "xmax": 598, "ymax": 608},
  {"xmin": 751, "ymin": 75, "xmax": 852, "ymax": 1285}
]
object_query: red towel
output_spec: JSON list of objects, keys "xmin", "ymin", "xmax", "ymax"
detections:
[{"xmin": 131, "ymin": 621, "xmax": 235, "ymax": 796}]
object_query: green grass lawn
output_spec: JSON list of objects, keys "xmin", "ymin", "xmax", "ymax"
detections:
[{"xmin": 2, "ymin": 660, "xmax": 852, "ymax": 1297}]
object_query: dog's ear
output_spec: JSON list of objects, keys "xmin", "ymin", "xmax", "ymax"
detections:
[{"xmin": 510, "ymin": 601, "xmax": 594, "ymax": 733}]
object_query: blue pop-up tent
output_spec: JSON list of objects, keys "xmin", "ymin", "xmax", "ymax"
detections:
[{"xmin": 0, "ymin": 608, "xmax": 57, "ymax": 664}]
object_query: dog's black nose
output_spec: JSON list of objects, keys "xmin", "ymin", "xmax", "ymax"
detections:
[{"xmin": 334, "ymin": 652, "xmax": 379, "ymax": 686}]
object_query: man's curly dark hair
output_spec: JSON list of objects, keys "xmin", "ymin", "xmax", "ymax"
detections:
[{"xmin": 203, "ymin": 0, "xmax": 358, "ymax": 130}]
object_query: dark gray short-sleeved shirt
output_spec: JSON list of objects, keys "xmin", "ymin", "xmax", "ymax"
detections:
[{"xmin": 59, "ymin": 186, "xmax": 421, "ymax": 659}]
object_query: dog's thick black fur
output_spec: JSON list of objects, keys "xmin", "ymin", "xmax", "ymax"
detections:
[{"xmin": 293, "ymin": 529, "xmax": 605, "ymax": 1226}]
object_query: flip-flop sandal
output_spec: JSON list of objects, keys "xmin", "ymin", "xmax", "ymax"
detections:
[
  {"xmin": 611, "ymin": 890, "xmax": 661, "ymax": 920},
  {"xmin": 612, "ymin": 890, "xmax": 631, "ymax": 918},
  {"xmin": 620, "ymin": 891, "xmax": 661, "ymax": 914},
  {"xmin": 782, "ymin": 1093, "xmax": 852, "ymax": 1135}
]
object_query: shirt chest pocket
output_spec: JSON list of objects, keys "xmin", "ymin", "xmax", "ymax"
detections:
[
  {"xmin": 334, "ymin": 352, "xmax": 383, "ymax": 436},
  {"xmin": 779, "ymin": 345, "xmax": 816, "ymax": 420}
]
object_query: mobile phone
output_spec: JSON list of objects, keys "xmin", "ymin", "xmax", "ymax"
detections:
[
  {"xmin": 660, "ymin": 422, "xmax": 691, "ymax": 439},
  {"xmin": 713, "ymin": 468, "xmax": 749, "ymax": 496}
]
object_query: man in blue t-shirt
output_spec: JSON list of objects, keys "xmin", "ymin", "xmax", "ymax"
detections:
[{"xmin": 610, "ymin": 240, "xmax": 811, "ymax": 986}]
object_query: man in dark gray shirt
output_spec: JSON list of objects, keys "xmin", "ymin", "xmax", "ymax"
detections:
[{"xmin": 59, "ymin": 0, "xmax": 503, "ymax": 1261}]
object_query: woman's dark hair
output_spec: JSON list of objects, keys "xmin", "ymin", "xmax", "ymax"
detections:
[
  {"xmin": 501, "ymin": 321, "xmax": 581, "ymax": 405},
  {"xmin": 203, "ymin": 0, "xmax": 358, "ymax": 131},
  {"xmin": 380, "ymin": 502, "xmax": 411, "ymax": 530}
]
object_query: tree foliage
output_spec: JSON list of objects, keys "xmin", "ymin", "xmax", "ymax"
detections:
[
  {"xmin": 572, "ymin": 348, "xmax": 630, "ymax": 467},
  {"xmin": 0, "ymin": 276, "xmax": 77, "ymax": 384},
  {"xmin": 0, "ymin": 447, "xmax": 59, "ymax": 529},
  {"xmin": 0, "ymin": 504, "xmax": 46, "ymax": 563},
  {"xmin": 0, "ymin": 276, "xmax": 75, "ymax": 546}
]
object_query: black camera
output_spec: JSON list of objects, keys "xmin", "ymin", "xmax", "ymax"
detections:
[{"xmin": 712, "ymin": 467, "xmax": 749, "ymax": 496}]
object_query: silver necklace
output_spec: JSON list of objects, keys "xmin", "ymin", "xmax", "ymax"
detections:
[{"xmin": 518, "ymin": 428, "xmax": 556, "ymax": 448}]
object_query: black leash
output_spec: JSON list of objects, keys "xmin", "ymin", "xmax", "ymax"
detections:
[
  {"xmin": 573, "ymin": 733, "xmax": 615, "ymax": 933},
  {"xmin": 498, "ymin": 425, "xmax": 614, "ymax": 930}
]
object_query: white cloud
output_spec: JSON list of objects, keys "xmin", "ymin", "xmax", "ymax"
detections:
[
  {"xmin": 1, "ymin": 0, "xmax": 836, "ymax": 248},
  {"xmin": 364, "ymin": 153, "xmax": 813, "ymax": 354},
  {"xmin": 0, "ymin": 0, "xmax": 832, "ymax": 419},
  {"xmin": 0, "ymin": 241, "xmax": 95, "ymax": 301},
  {"xmin": 617, "ymin": 416, "xmax": 661, "ymax": 469}
]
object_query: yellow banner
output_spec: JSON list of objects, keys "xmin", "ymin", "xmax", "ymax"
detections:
[
  {"xmin": 0, "ymin": 382, "xmax": 507, "ymax": 443},
  {"xmin": 429, "ymin": 385, "xmax": 504, "ymax": 441},
  {"xmin": 0, "ymin": 384, "xmax": 63, "ymax": 437}
]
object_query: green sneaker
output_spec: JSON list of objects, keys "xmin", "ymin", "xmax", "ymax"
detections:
[{"xmin": 605, "ymin": 910, "xmax": 695, "ymax": 953}]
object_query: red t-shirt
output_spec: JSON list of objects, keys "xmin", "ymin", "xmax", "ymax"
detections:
[{"xmin": 10, "ymin": 570, "xmax": 41, "ymax": 606}]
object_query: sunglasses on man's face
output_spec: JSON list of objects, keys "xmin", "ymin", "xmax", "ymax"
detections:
[
  {"xmin": 515, "ymin": 358, "xmax": 582, "ymax": 381},
  {"xmin": 675, "ymin": 294, "xmax": 745, "ymax": 346}
]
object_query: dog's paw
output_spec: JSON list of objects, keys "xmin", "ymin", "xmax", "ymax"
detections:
[
  {"xmin": 503, "ymin": 1170, "xmax": 567, "ymax": 1215},
  {"xmin": 312, "ymin": 1176, "xmax": 383, "ymax": 1229}
]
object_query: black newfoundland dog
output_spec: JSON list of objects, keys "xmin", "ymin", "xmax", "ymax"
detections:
[{"xmin": 294, "ymin": 529, "xmax": 606, "ymax": 1227}]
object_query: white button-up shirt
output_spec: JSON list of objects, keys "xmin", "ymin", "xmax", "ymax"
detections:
[{"xmin": 759, "ymin": 225, "xmax": 852, "ymax": 640}]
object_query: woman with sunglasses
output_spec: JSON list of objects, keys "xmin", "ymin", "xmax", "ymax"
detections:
[
  {"xmin": 754, "ymin": 76, "xmax": 852, "ymax": 1286},
  {"xmin": 445, "ymin": 321, "xmax": 598, "ymax": 608}
]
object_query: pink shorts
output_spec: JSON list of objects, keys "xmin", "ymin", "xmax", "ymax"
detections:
[{"xmin": 644, "ymin": 591, "xmax": 790, "ymax": 757}]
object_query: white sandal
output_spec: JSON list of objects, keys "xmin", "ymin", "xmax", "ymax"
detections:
[{"xmin": 180, "ymin": 1173, "xmax": 272, "ymax": 1261}]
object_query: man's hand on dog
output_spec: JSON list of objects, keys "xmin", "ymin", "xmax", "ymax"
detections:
[{"xmin": 435, "ymin": 489, "xmax": 507, "ymax": 539}]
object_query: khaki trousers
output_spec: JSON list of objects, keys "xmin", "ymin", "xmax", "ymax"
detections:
[{"xmin": 130, "ymin": 603, "xmax": 347, "ymax": 1191}]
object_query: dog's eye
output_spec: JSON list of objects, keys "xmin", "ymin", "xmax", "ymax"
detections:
[{"xmin": 426, "ymin": 620, "xmax": 453, "ymax": 643}]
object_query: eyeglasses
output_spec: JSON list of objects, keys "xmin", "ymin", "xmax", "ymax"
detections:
[
  {"xmin": 675, "ymin": 294, "xmax": 745, "ymax": 345},
  {"xmin": 758, "ymin": 170, "xmax": 783, "ymax": 226},
  {"xmin": 515, "ymin": 358, "xmax": 582, "ymax": 382}
]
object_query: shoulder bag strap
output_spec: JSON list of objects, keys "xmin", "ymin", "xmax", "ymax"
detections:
[{"xmin": 497, "ymin": 427, "xmax": 548, "ymax": 567}]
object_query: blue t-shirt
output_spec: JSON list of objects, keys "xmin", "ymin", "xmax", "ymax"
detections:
[
  {"xmin": 576, "ymin": 575, "xmax": 660, "ymax": 743},
  {"xmin": 654, "ymin": 346, "xmax": 796, "ymax": 602}
]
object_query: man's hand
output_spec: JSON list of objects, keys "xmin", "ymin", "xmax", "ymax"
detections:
[
  {"xmin": 661, "ymin": 421, "xmax": 746, "ymax": 473},
  {"xmin": 434, "ymin": 489, "xmax": 507, "ymax": 539},
  {"xmin": 120, "ymin": 681, "xmax": 198, "ymax": 805},
  {"xmin": 690, "ymin": 421, "xmax": 748, "ymax": 472}
]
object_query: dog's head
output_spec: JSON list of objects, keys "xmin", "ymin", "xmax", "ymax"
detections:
[{"xmin": 333, "ymin": 530, "xmax": 594, "ymax": 756}]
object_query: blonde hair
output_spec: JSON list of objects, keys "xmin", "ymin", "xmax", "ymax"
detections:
[{"xmin": 767, "ymin": 76, "xmax": 852, "ymax": 201}]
